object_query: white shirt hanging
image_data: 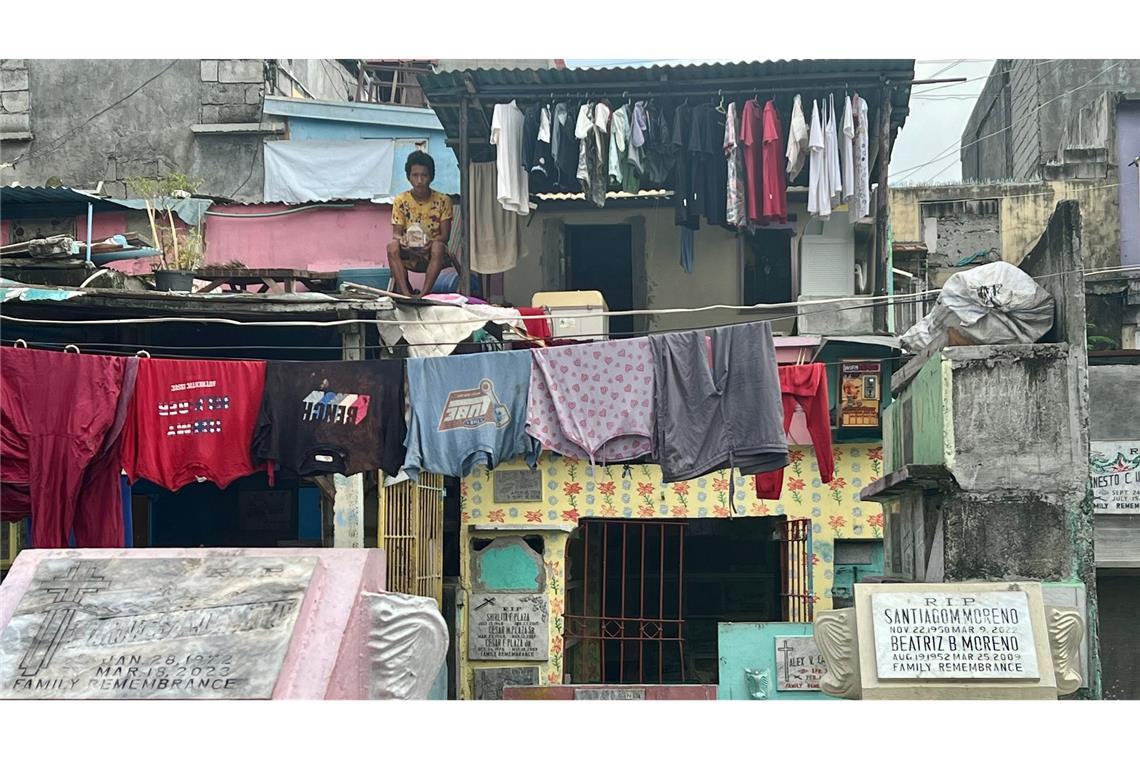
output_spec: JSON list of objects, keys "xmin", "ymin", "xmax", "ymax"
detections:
[
  {"xmin": 807, "ymin": 99, "xmax": 830, "ymax": 219},
  {"xmin": 608, "ymin": 104, "xmax": 630, "ymax": 186},
  {"xmin": 853, "ymin": 94, "xmax": 871, "ymax": 220},
  {"xmin": 824, "ymin": 94, "xmax": 842, "ymax": 209},
  {"xmin": 840, "ymin": 94, "xmax": 856, "ymax": 207},
  {"xmin": 785, "ymin": 94, "xmax": 809, "ymax": 180},
  {"xmin": 490, "ymin": 100, "xmax": 530, "ymax": 215}
]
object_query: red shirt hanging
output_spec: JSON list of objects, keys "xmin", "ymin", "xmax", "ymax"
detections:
[
  {"xmin": 761, "ymin": 100, "xmax": 788, "ymax": 223},
  {"xmin": 122, "ymin": 357, "xmax": 267, "ymax": 491},
  {"xmin": 740, "ymin": 99, "xmax": 764, "ymax": 224}
]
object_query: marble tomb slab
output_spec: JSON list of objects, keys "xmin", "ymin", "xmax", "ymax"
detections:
[{"xmin": 0, "ymin": 548, "xmax": 447, "ymax": 700}]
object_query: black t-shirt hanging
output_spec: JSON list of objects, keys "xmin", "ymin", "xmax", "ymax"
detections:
[
  {"xmin": 672, "ymin": 103, "xmax": 700, "ymax": 230},
  {"xmin": 252, "ymin": 359, "xmax": 407, "ymax": 479},
  {"xmin": 691, "ymin": 104, "xmax": 728, "ymax": 226},
  {"xmin": 642, "ymin": 103, "xmax": 675, "ymax": 188},
  {"xmin": 555, "ymin": 101, "xmax": 580, "ymax": 189},
  {"xmin": 521, "ymin": 103, "xmax": 542, "ymax": 174}
]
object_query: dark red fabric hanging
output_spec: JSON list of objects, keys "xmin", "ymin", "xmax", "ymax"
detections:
[{"xmin": 1, "ymin": 347, "xmax": 134, "ymax": 547}]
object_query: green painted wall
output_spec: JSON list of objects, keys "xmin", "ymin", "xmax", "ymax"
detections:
[
  {"xmin": 717, "ymin": 623, "xmax": 835, "ymax": 701},
  {"xmin": 885, "ymin": 353, "xmax": 951, "ymax": 472}
]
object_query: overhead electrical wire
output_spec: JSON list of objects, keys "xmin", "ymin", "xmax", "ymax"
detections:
[{"xmin": 2, "ymin": 265, "xmax": 1135, "ymax": 344}]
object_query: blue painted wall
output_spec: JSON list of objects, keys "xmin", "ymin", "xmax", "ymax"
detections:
[
  {"xmin": 287, "ymin": 116, "xmax": 460, "ymax": 195},
  {"xmin": 717, "ymin": 622, "xmax": 836, "ymax": 701}
]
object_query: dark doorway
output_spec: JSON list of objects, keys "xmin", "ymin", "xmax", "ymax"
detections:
[
  {"xmin": 566, "ymin": 224, "xmax": 634, "ymax": 337},
  {"xmin": 742, "ymin": 228, "xmax": 794, "ymax": 305},
  {"xmin": 564, "ymin": 516, "xmax": 784, "ymax": 686},
  {"xmin": 1098, "ymin": 570, "xmax": 1140, "ymax": 699}
]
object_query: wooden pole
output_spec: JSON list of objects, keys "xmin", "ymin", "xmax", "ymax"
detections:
[
  {"xmin": 458, "ymin": 95, "xmax": 471, "ymax": 297},
  {"xmin": 873, "ymin": 85, "xmax": 893, "ymax": 334}
]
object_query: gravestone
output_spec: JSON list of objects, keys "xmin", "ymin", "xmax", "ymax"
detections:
[
  {"xmin": 575, "ymin": 687, "xmax": 646, "ymax": 699},
  {"xmin": 473, "ymin": 666, "xmax": 539, "ymax": 700},
  {"xmin": 0, "ymin": 548, "xmax": 448, "ymax": 700},
  {"xmin": 813, "ymin": 581, "xmax": 1084, "ymax": 700},
  {"xmin": 0, "ymin": 556, "xmax": 313, "ymax": 699},
  {"xmin": 467, "ymin": 593, "xmax": 549, "ymax": 661},
  {"xmin": 775, "ymin": 636, "xmax": 827, "ymax": 691}
]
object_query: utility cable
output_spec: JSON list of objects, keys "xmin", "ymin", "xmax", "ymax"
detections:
[
  {"xmin": 6, "ymin": 60, "xmax": 180, "ymax": 169},
  {"xmin": 3, "ymin": 262, "xmax": 1135, "ymax": 330},
  {"xmin": 891, "ymin": 60, "xmax": 1124, "ymax": 182}
]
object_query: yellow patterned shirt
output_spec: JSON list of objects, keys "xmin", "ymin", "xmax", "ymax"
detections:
[{"xmin": 391, "ymin": 190, "xmax": 453, "ymax": 242}]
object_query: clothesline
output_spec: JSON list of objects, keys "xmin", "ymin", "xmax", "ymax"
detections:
[
  {"xmin": 0, "ymin": 338, "xmax": 914, "ymax": 370},
  {"xmin": 4, "ymin": 258, "xmax": 1132, "ymax": 331}
]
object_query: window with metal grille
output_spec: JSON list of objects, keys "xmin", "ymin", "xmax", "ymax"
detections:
[
  {"xmin": 564, "ymin": 516, "xmax": 803, "ymax": 686},
  {"xmin": 565, "ymin": 520, "xmax": 687, "ymax": 685},
  {"xmin": 775, "ymin": 517, "xmax": 814, "ymax": 622},
  {"xmin": 377, "ymin": 472, "xmax": 445, "ymax": 607}
]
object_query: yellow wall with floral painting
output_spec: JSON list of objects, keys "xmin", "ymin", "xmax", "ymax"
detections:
[{"xmin": 458, "ymin": 442, "xmax": 885, "ymax": 697}]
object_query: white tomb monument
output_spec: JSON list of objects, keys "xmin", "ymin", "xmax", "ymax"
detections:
[{"xmin": 813, "ymin": 581, "xmax": 1084, "ymax": 700}]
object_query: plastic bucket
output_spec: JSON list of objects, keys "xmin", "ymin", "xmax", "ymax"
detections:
[{"xmin": 337, "ymin": 267, "xmax": 392, "ymax": 291}]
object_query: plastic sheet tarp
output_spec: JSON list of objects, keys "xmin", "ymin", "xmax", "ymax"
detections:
[
  {"xmin": 900, "ymin": 261, "xmax": 1055, "ymax": 353},
  {"xmin": 263, "ymin": 139, "xmax": 394, "ymax": 204}
]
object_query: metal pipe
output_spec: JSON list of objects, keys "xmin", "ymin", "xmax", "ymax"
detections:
[
  {"xmin": 620, "ymin": 522, "xmax": 627, "ymax": 683},
  {"xmin": 85, "ymin": 202, "xmax": 93, "ymax": 264},
  {"xmin": 457, "ymin": 95, "xmax": 471, "ymax": 297}
]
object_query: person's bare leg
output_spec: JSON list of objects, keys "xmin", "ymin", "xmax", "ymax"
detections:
[
  {"xmin": 386, "ymin": 240, "xmax": 413, "ymax": 296},
  {"xmin": 419, "ymin": 240, "xmax": 448, "ymax": 296}
]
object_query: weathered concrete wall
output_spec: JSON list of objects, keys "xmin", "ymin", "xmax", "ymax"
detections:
[
  {"xmin": 961, "ymin": 61, "xmax": 1012, "ymax": 182},
  {"xmin": 1, "ymin": 59, "xmax": 203, "ymax": 193},
  {"xmin": 796, "ymin": 295, "xmax": 874, "ymax": 335},
  {"xmin": 1089, "ymin": 365, "xmax": 1140, "ymax": 440},
  {"xmin": 508, "ymin": 203, "xmax": 805, "ymax": 334},
  {"xmin": 0, "ymin": 59, "xmax": 352, "ymax": 203},
  {"xmin": 272, "ymin": 59, "xmax": 354, "ymax": 102},
  {"xmin": 962, "ymin": 59, "xmax": 1140, "ymax": 182},
  {"xmin": 891, "ymin": 181, "xmax": 1121, "ymax": 270},
  {"xmin": 941, "ymin": 490, "xmax": 1073, "ymax": 581},
  {"xmin": 946, "ymin": 344, "xmax": 1082, "ymax": 492},
  {"xmin": 1117, "ymin": 101, "xmax": 1140, "ymax": 266},
  {"xmin": 0, "ymin": 58, "xmax": 32, "ymax": 139}
]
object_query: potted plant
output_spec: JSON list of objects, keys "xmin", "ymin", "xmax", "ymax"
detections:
[{"xmin": 126, "ymin": 173, "xmax": 205, "ymax": 292}]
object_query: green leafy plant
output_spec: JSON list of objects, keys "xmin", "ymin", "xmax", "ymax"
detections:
[{"xmin": 125, "ymin": 174, "xmax": 205, "ymax": 271}]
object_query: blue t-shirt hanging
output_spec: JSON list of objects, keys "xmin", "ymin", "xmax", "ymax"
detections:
[{"xmin": 403, "ymin": 351, "xmax": 540, "ymax": 479}]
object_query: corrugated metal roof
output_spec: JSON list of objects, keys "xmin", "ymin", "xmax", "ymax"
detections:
[
  {"xmin": 418, "ymin": 59, "xmax": 915, "ymax": 153},
  {"xmin": 0, "ymin": 186, "xmax": 135, "ymax": 219}
]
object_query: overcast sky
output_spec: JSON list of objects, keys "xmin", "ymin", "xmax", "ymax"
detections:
[{"xmin": 564, "ymin": 58, "xmax": 998, "ymax": 186}]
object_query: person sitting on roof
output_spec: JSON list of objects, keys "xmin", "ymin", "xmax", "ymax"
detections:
[{"xmin": 387, "ymin": 151, "xmax": 454, "ymax": 297}]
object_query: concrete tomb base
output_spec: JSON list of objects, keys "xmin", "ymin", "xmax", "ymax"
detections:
[
  {"xmin": 0, "ymin": 548, "xmax": 447, "ymax": 700},
  {"xmin": 813, "ymin": 581, "xmax": 1084, "ymax": 700}
]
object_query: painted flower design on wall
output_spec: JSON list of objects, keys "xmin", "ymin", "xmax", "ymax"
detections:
[
  {"xmin": 787, "ymin": 477, "xmax": 806, "ymax": 505},
  {"xmin": 828, "ymin": 477, "xmax": 848, "ymax": 506},
  {"xmin": 828, "ymin": 514, "xmax": 846, "ymax": 537},
  {"xmin": 563, "ymin": 481, "xmax": 582, "ymax": 510},
  {"xmin": 867, "ymin": 511, "xmax": 884, "ymax": 537},
  {"xmin": 561, "ymin": 507, "xmax": 580, "ymax": 523},
  {"xmin": 868, "ymin": 446, "xmax": 884, "ymax": 477},
  {"xmin": 488, "ymin": 509, "xmax": 505, "ymax": 523},
  {"xmin": 525, "ymin": 510, "xmax": 543, "ymax": 523}
]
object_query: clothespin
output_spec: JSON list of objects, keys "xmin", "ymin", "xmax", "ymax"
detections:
[
  {"xmin": 13, "ymin": 339, "xmax": 28, "ymax": 348},
  {"xmin": 136, "ymin": 350, "xmax": 151, "ymax": 358},
  {"xmin": 64, "ymin": 344, "xmax": 81, "ymax": 354}
]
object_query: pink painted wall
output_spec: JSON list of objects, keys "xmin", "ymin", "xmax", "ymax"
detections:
[
  {"xmin": 202, "ymin": 202, "xmax": 393, "ymax": 272},
  {"xmin": 9, "ymin": 204, "xmax": 394, "ymax": 277}
]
